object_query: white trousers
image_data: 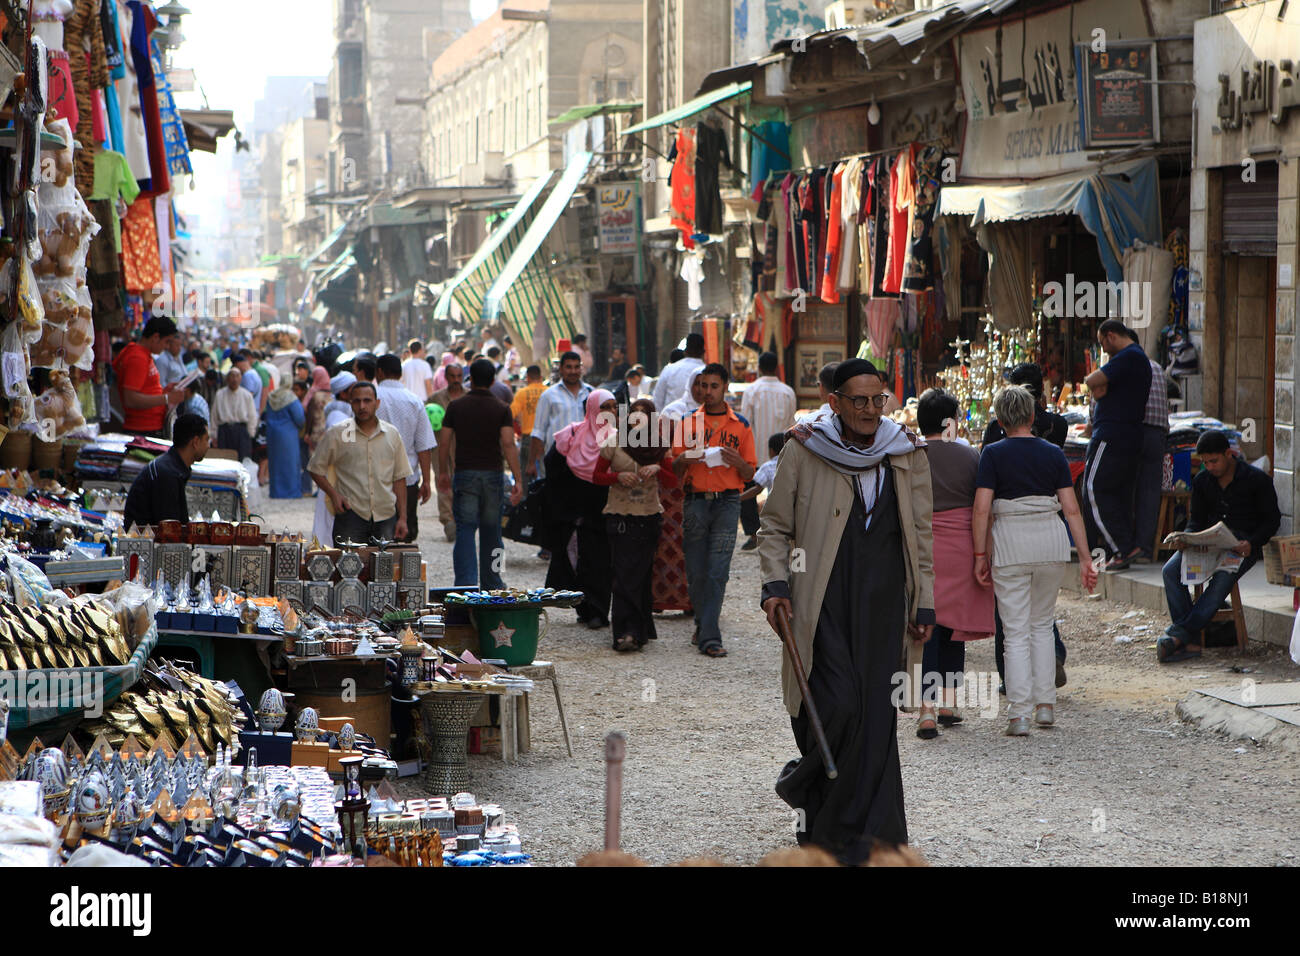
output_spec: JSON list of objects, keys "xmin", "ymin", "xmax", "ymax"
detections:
[{"xmin": 992, "ymin": 561, "xmax": 1066, "ymax": 720}]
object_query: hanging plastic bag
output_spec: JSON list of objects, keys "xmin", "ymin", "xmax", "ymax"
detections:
[
  {"xmin": 7, "ymin": 552, "xmax": 57, "ymax": 607},
  {"xmin": 1, "ymin": 314, "xmax": 36, "ymax": 427},
  {"xmin": 32, "ymin": 368, "xmax": 85, "ymax": 438}
]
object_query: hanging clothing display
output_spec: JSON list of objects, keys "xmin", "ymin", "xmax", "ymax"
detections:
[
  {"xmin": 151, "ymin": 35, "xmax": 191, "ymax": 178},
  {"xmin": 120, "ymin": 194, "xmax": 161, "ymax": 293},
  {"xmin": 115, "ymin": 1, "xmax": 151, "ymax": 181},
  {"xmin": 694, "ymin": 123, "xmax": 730, "ymax": 237},
  {"xmin": 89, "ymin": 147, "xmax": 139, "ymax": 252},
  {"xmin": 901, "ymin": 145, "xmax": 942, "ymax": 292},
  {"xmin": 66, "ymin": 0, "xmax": 110, "ymax": 196},
  {"xmin": 126, "ymin": 0, "xmax": 169, "ymax": 195},
  {"xmin": 102, "ymin": 0, "xmax": 126, "ymax": 151},
  {"xmin": 837, "ymin": 157, "xmax": 863, "ymax": 292},
  {"xmin": 818, "ymin": 164, "xmax": 845, "ymax": 304},
  {"xmin": 882, "ymin": 146, "xmax": 914, "ymax": 295},
  {"xmin": 668, "ymin": 127, "xmax": 697, "ymax": 249},
  {"xmin": 864, "ymin": 297, "xmax": 901, "ymax": 359},
  {"xmin": 749, "ymin": 121, "xmax": 789, "ymax": 200}
]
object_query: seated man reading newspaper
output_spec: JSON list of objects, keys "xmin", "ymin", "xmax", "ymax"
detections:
[{"xmin": 1158, "ymin": 429, "xmax": 1280, "ymax": 663}]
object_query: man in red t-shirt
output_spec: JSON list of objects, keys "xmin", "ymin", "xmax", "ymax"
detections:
[{"xmin": 113, "ymin": 316, "xmax": 185, "ymax": 436}]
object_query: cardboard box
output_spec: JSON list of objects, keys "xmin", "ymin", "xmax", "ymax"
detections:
[{"xmin": 290, "ymin": 741, "xmax": 330, "ymax": 767}]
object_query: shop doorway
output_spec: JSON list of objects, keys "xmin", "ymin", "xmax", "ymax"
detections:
[{"xmin": 1217, "ymin": 161, "xmax": 1278, "ymax": 468}]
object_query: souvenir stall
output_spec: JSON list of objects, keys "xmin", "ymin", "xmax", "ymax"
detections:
[
  {"xmin": 746, "ymin": 133, "xmax": 952, "ymax": 408},
  {"xmin": 0, "ymin": 528, "xmax": 542, "ymax": 866}
]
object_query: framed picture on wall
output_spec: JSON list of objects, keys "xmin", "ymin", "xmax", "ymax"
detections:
[{"xmin": 796, "ymin": 343, "xmax": 846, "ymax": 400}]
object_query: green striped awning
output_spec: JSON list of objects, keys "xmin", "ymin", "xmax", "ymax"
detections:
[
  {"xmin": 622, "ymin": 81, "xmax": 751, "ymax": 134},
  {"xmin": 481, "ymin": 151, "xmax": 593, "ymax": 345},
  {"xmin": 433, "ymin": 173, "xmax": 555, "ymax": 322}
]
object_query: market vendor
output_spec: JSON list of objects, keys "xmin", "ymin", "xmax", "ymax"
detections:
[
  {"xmin": 123, "ymin": 414, "xmax": 211, "ymax": 530},
  {"xmin": 112, "ymin": 316, "xmax": 186, "ymax": 437},
  {"xmin": 1158, "ymin": 430, "xmax": 1280, "ymax": 664}
]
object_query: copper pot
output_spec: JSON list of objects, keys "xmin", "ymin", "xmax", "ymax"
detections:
[{"xmin": 323, "ymin": 637, "xmax": 355, "ymax": 656}]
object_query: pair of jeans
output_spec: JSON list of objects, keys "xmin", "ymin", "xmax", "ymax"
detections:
[
  {"xmin": 1162, "ymin": 551, "xmax": 1252, "ymax": 640},
  {"xmin": 991, "ymin": 561, "xmax": 1067, "ymax": 720},
  {"xmin": 1082, "ymin": 436, "xmax": 1139, "ymax": 557},
  {"xmin": 682, "ymin": 493, "xmax": 741, "ymax": 649},
  {"xmin": 332, "ymin": 508, "xmax": 396, "ymax": 548},
  {"xmin": 452, "ymin": 470, "xmax": 505, "ymax": 589},
  {"xmin": 1133, "ymin": 425, "xmax": 1167, "ymax": 557}
]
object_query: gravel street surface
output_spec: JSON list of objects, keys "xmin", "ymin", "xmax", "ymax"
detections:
[{"xmin": 266, "ymin": 492, "xmax": 1300, "ymax": 866}]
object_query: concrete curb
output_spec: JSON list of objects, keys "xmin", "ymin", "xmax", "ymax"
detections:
[
  {"xmin": 1175, "ymin": 692, "xmax": 1300, "ymax": 752},
  {"xmin": 1060, "ymin": 560, "xmax": 1296, "ymax": 649}
]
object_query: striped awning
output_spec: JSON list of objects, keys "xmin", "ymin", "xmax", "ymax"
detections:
[
  {"xmin": 433, "ymin": 173, "xmax": 555, "ymax": 322},
  {"xmin": 481, "ymin": 151, "xmax": 593, "ymax": 345}
]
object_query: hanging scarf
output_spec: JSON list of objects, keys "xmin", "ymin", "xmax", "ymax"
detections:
[
  {"xmin": 303, "ymin": 366, "xmax": 330, "ymax": 409},
  {"xmin": 787, "ymin": 413, "xmax": 923, "ymax": 529},
  {"xmin": 554, "ymin": 388, "xmax": 615, "ymax": 483}
]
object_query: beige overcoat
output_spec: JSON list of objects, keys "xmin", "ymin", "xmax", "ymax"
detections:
[{"xmin": 756, "ymin": 438, "xmax": 936, "ymax": 717}]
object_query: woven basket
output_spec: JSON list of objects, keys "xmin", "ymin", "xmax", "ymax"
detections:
[
  {"xmin": 32, "ymin": 437, "xmax": 63, "ymax": 472},
  {"xmin": 0, "ymin": 430, "xmax": 32, "ymax": 470}
]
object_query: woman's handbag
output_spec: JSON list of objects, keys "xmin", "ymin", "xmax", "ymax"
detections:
[{"xmin": 502, "ymin": 476, "xmax": 546, "ymax": 544}]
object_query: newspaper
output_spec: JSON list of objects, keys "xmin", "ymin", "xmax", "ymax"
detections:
[{"xmin": 1162, "ymin": 521, "xmax": 1244, "ymax": 585}]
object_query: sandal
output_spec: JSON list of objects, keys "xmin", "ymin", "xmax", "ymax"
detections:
[
  {"xmin": 916, "ymin": 710, "xmax": 939, "ymax": 740},
  {"xmin": 613, "ymin": 635, "xmax": 637, "ymax": 653},
  {"xmin": 1162, "ymin": 644, "xmax": 1202, "ymax": 664},
  {"xmin": 700, "ymin": 643, "xmax": 728, "ymax": 658},
  {"xmin": 937, "ymin": 709, "xmax": 963, "ymax": 726}
]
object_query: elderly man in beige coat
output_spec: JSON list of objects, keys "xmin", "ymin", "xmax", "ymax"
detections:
[{"xmin": 757, "ymin": 358, "xmax": 935, "ymax": 865}]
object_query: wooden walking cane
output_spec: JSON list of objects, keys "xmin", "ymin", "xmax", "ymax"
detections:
[
  {"xmin": 603, "ymin": 731, "xmax": 627, "ymax": 851},
  {"xmin": 774, "ymin": 602, "xmax": 837, "ymax": 780}
]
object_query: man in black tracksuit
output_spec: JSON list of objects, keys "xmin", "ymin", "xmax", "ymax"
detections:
[{"xmin": 1083, "ymin": 319, "xmax": 1152, "ymax": 571}]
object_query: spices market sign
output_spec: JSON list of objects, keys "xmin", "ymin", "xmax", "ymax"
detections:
[
  {"xmin": 1215, "ymin": 59, "xmax": 1300, "ymax": 130},
  {"xmin": 596, "ymin": 182, "xmax": 637, "ymax": 254},
  {"xmin": 958, "ymin": 0, "xmax": 1146, "ymax": 179}
]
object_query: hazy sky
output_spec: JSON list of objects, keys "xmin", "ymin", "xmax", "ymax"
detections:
[{"xmin": 171, "ymin": 0, "xmax": 496, "ymax": 264}]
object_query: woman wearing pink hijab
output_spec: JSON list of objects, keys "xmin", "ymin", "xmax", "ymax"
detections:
[
  {"xmin": 431, "ymin": 352, "xmax": 457, "ymax": 392},
  {"xmin": 542, "ymin": 388, "xmax": 617, "ymax": 629}
]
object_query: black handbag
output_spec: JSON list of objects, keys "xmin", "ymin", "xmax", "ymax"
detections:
[{"xmin": 502, "ymin": 476, "xmax": 546, "ymax": 544}]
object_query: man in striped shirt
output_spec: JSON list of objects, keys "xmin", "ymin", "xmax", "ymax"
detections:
[{"xmin": 1131, "ymin": 327, "xmax": 1169, "ymax": 563}]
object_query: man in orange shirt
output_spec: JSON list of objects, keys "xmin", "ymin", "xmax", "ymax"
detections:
[
  {"xmin": 112, "ymin": 316, "xmax": 186, "ymax": 437},
  {"xmin": 510, "ymin": 364, "xmax": 547, "ymax": 476},
  {"xmin": 672, "ymin": 362, "xmax": 757, "ymax": 657}
]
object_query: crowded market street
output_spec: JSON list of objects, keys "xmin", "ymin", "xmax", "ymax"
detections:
[{"xmin": 265, "ymin": 493, "xmax": 1300, "ymax": 866}]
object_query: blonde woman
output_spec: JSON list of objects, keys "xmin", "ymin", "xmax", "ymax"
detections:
[{"xmin": 972, "ymin": 385, "xmax": 1097, "ymax": 736}]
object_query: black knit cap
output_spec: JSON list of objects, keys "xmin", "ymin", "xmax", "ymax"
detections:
[{"xmin": 832, "ymin": 358, "xmax": 882, "ymax": 391}]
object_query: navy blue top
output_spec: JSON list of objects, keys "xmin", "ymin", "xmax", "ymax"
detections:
[
  {"xmin": 977, "ymin": 436, "xmax": 1072, "ymax": 500},
  {"xmin": 1093, "ymin": 343, "xmax": 1151, "ymax": 446}
]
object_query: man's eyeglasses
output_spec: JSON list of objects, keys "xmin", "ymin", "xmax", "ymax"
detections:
[{"xmin": 834, "ymin": 390, "xmax": 889, "ymax": 411}]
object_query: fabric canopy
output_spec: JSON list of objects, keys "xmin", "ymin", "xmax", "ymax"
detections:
[
  {"xmin": 623, "ymin": 81, "xmax": 752, "ymax": 135},
  {"xmin": 302, "ymin": 220, "xmax": 348, "ymax": 271},
  {"xmin": 433, "ymin": 172, "xmax": 555, "ymax": 321},
  {"xmin": 551, "ymin": 101, "xmax": 641, "ymax": 126},
  {"xmin": 481, "ymin": 151, "xmax": 594, "ymax": 344},
  {"xmin": 937, "ymin": 158, "xmax": 1162, "ymax": 282}
]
